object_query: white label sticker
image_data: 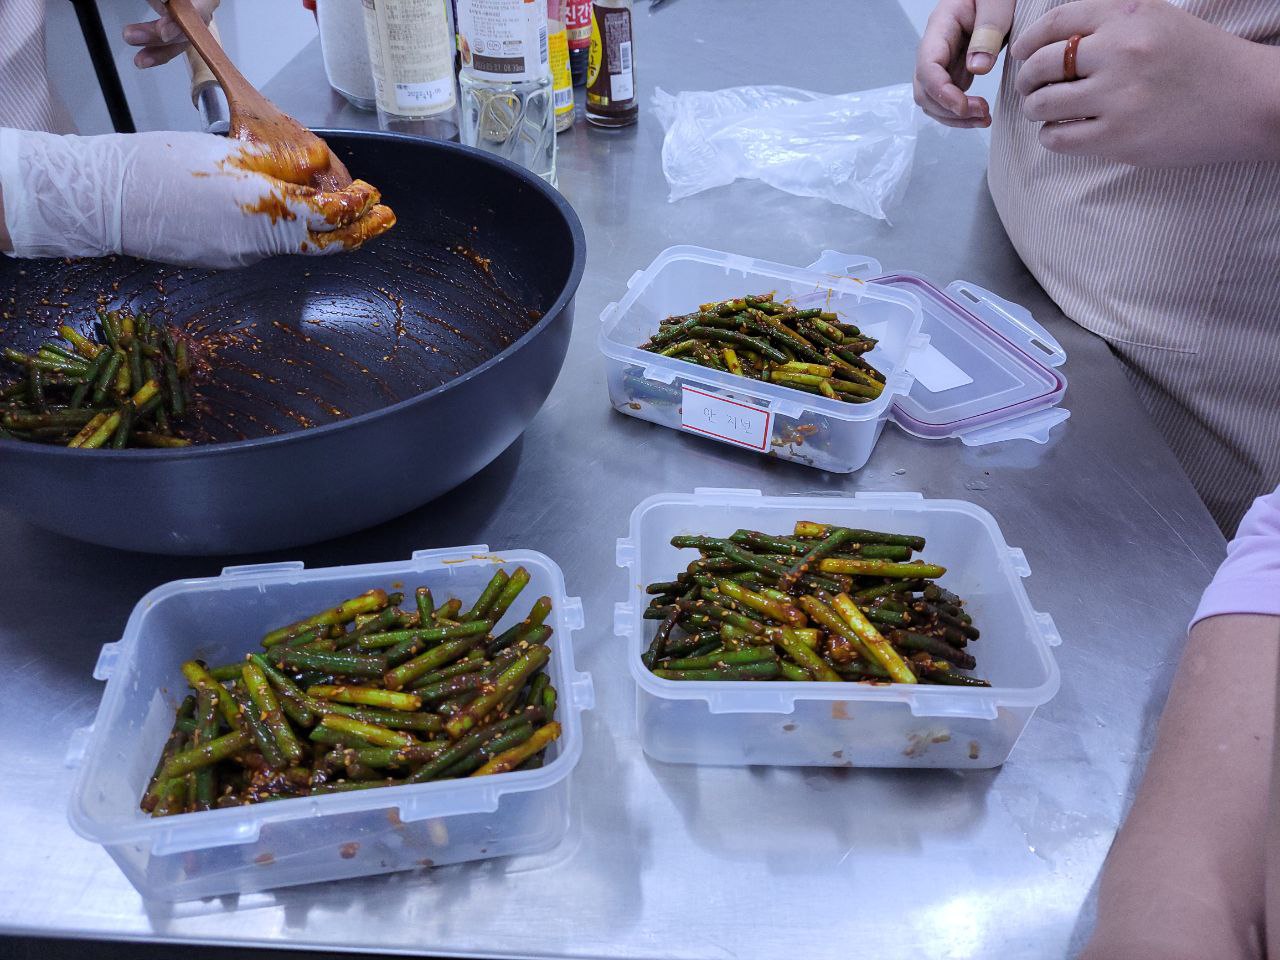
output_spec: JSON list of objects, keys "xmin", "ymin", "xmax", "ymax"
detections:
[
  {"xmin": 395, "ymin": 77, "xmax": 456, "ymax": 110},
  {"xmin": 680, "ymin": 386, "xmax": 771, "ymax": 451},
  {"xmin": 612, "ymin": 41, "xmax": 634, "ymax": 101},
  {"xmin": 905, "ymin": 342, "xmax": 974, "ymax": 393},
  {"xmin": 458, "ymin": 0, "xmax": 548, "ymax": 81}
]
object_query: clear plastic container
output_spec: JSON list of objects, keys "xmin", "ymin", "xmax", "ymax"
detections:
[
  {"xmin": 598, "ymin": 246, "xmax": 928, "ymax": 473},
  {"xmin": 65, "ymin": 547, "xmax": 593, "ymax": 901},
  {"xmin": 599, "ymin": 246, "xmax": 1070, "ymax": 472},
  {"xmin": 615, "ymin": 489, "xmax": 1061, "ymax": 769}
]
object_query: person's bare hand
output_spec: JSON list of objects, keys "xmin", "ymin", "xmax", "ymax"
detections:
[
  {"xmin": 122, "ymin": 0, "xmax": 220, "ymax": 69},
  {"xmin": 1012, "ymin": 0, "xmax": 1280, "ymax": 165},
  {"xmin": 914, "ymin": 0, "xmax": 1015, "ymax": 128}
]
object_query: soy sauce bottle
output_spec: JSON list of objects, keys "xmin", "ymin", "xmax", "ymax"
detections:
[
  {"xmin": 585, "ymin": 0, "xmax": 637, "ymax": 128},
  {"xmin": 564, "ymin": 0, "xmax": 592, "ymax": 86}
]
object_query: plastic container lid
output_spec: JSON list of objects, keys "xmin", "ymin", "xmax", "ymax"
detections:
[{"xmin": 808, "ymin": 251, "xmax": 1069, "ymax": 446}]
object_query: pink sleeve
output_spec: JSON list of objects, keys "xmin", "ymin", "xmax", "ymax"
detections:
[{"xmin": 1191, "ymin": 486, "xmax": 1280, "ymax": 628}]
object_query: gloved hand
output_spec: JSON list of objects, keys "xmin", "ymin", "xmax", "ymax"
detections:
[
  {"xmin": 1011, "ymin": 0, "xmax": 1280, "ymax": 165},
  {"xmin": 0, "ymin": 128, "xmax": 395, "ymax": 268},
  {"xmin": 914, "ymin": 0, "xmax": 1015, "ymax": 128},
  {"xmin": 122, "ymin": 0, "xmax": 220, "ymax": 69}
]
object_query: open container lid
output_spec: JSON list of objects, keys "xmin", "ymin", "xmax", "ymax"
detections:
[{"xmin": 808, "ymin": 251, "xmax": 1069, "ymax": 446}]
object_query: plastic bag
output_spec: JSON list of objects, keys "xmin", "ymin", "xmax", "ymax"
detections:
[{"xmin": 652, "ymin": 83, "xmax": 920, "ymax": 221}]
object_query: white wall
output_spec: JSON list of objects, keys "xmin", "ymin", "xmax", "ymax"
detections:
[{"xmin": 47, "ymin": 0, "xmax": 320, "ymax": 134}]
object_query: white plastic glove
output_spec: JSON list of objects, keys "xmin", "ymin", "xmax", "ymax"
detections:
[{"xmin": 0, "ymin": 129, "xmax": 395, "ymax": 268}]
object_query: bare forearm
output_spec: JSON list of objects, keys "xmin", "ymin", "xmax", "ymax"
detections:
[{"xmin": 1082, "ymin": 614, "xmax": 1279, "ymax": 960}]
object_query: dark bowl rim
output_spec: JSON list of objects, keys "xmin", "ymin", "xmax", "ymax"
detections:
[{"xmin": 0, "ymin": 129, "xmax": 587, "ymax": 462}]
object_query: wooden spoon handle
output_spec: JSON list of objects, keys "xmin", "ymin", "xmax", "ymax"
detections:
[
  {"xmin": 164, "ymin": 0, "xmax": 352, "ymax": 188},
  {"xmin": 183, "ymin": 18, "xmax": 220, "ymax": 105}
]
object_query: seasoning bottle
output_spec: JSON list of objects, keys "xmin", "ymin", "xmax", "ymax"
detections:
[
  {"xmin": 547, "ymin": 0, "xmax": 575, "ymax": 132},
  {"xmin": 564, "ymin": 0, "xmax": 592, "ymax": 86},
  {"xmin": 585, "ymin": 0, "xmax": 636, "ymax": 128},
  {"xmin": 456, "ymin": 0, "xmax": 557, "ymax": 182},
  {"xmin": 317, "ymin": 0, "xmax": 376, "ymax": 110},
  {"xmin": 362, "ymin": 0, "xmax": 459, "ymax": 140}
]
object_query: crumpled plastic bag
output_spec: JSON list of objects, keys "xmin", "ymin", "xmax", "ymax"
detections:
[{"xmin": 652, "ymin": 83, "xmax": 920, "ymax": 221}]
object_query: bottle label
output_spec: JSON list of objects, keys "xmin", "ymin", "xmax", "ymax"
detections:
[
  {"xmin": 586, "ymin": 5, "xmax": 634, "ymax": 109},
  {"xmin": 363, "ymin": 0, "xmax": 457, "ymax": 116},
  {"xmin": 548, "ymin": 23, "xmax": 574, "ymax": 117},
  {"xmin": 457, "ymin": 0, "xmax": 549, "ymax": 82},
  {"xmin": 613, "ymin": 39, "xmax": 632, "ymax": 101},
  {"xmin": 565, "ymin": 0, "xmax": 592, "ymax": 50}
]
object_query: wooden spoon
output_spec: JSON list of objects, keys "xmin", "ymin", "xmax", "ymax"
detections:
[{"xmin": 163, "ymin": 0, "xmax": 353, "ymax": 191}]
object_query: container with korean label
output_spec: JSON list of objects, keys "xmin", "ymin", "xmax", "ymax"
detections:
[
  {"xmin": 458, "ymin": 0, "xmax": 557, "ymax": 181},
  {"xmin": 598, "ymin": 246, "xmax": 1070, "ymax": 474},
  {"xmin": 362, "ymin": 0, "xmax": 460, "ymax": 140},
  {"xmin": 586, "ymin": 0, "xmax": 636, "ymax": 127}
]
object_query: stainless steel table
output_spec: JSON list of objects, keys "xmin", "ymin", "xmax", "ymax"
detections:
[{"xmin": 0, "ymin": 2, "xmax": 1226, "ymax": 958}]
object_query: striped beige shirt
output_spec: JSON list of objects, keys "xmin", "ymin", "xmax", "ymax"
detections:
[
  {"xmin": 988, "ymin": 0, "xmax": 1280, "ymax": 533},
  {"xmin": 0, "ymin": 0, "xmax": 58, "ymax": 132}
]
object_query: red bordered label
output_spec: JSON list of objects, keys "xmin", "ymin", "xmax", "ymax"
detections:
[{"xmin": 680, "ymin": 386, "xmax": 771, "ymax": 452}]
